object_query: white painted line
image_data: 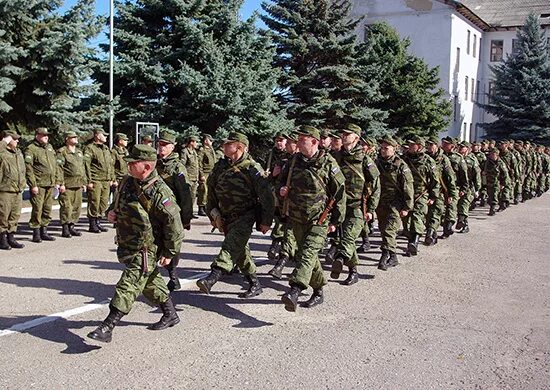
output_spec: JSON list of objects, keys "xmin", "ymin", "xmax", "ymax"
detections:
[
  {"xmin": 0, "ymin": 257, "xmax": 271, "ymax": 338},
  {"xmin": 21, "ymin": 202, "xmax": 88, "ymax": 214}
]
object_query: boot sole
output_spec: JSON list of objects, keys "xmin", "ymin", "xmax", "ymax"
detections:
[
  {"xmin": 330, "ymin": 260, "xmax": 343, "ymax": 279},
  {"xmin": 341, "ymin": 277, "xmax": 358, "ymax": 286},
  {"xmin": 238, "ymin": 287, "xmax": 263, "ymax": 299},
  {"xmin": 148, "ymin": 317, "xmax": 180, "ymax": 331},
  {"xmin": 196, "ymin": 280, "xmax": 211, "ymax": 294},
  {"xmin": 300, "ymin": 297, "xmax": 324, "ymax": 308},
  {"xmin": 281, "ymin": 295, "xmax": 298, "ymax": 312},
  {"xmin": 87, "ymin": 332, "xmax": 112, "ymax": 343}
]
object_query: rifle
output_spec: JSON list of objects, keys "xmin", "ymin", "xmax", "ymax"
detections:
[{"xmin": 317, "ymin": 198, "xmax": 336, "ymax": 225}]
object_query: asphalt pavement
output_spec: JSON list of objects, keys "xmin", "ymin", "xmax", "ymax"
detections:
[{"xmin": 0, "ymin": 196, "xmax": 549, "ymax": 389}]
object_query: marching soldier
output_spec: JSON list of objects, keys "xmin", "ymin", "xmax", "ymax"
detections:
[
  {"xmin": 180, "ymin": 135, "xmax": 200, "ymax": 217},
  {"xmin": 375, "ymin": 137, "xmax": 414, "ymax": 270},
  {"xmin": 0, "ymin": 130, "xmax": 26, "ymax": 250},
  {"xmin": 498, "ymin": 140, "xmax": 520, "ymax": 210},
  {"xmin": 56, "ymin": 132, "xmax": 86, "ymax": 238},
  {"xmin": 87, "ymin": 145, "xmax": 184, "ymax": 343},
  {"xmin": 485, "ymin": 148, "xmax": 511, "ymax": 216},
  {"xmin": 456, "ymin": 142, "xmax": 481, "ymax": 233},
  {"xmin": 197, "ymin": 134, "xmax": 217, "ymax": 217},
  {"xmin": 197, "ymin": 132, "xmax": 274, "ymax": 298},
  {"xmin": 111, "ymin": 133, "xmax": 129, "ymax": 183},
  {"xmin": 278, "ymin": 125, "xmax": 346, "ymax": 311},
  {"xmin": 471, "ymin": 141, "xmax": 487, "ymax": 207},
  {"xmin": 358, "ymin": 136, "xmax": 378, "ymax": 252},
  {"xmin": 331, "ymin": 124, "xmax": 380, "ymax": 285},
  {"xmin": 25, "ymin": 127, "xmax": 58, "ymax": 242}
]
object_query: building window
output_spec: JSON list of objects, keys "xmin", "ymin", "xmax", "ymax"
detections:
[
  {"xmin": 456, "ymin": 47, "xmax": 460, "ymax": 71},
  {"xmin": 473, "ymin": 34, "xmax": 477, "ymax": 58},
  {"xmin": 488, "ymin": 82, "xmax": 495, "ymax": 104},
  {"xmin": 453, "ymin": 95, "xmax": 458, "ymax": 122},
  {"xmin": 479, "ymin": 38, "xmax": 482, "ymax": 60},
  {"xmin": 467, "ymin": 30, "xmax": 471, "ymax": 54},
  {"xmin": 469, "ymin": 123, "xmax": 473, "ymax": 141},
  {"xmin": 471, "ymin": 78, "xmax": 475, "ymax": 101},
  {"xmin": 465, "ymin": 76, "xmax": 469, "ymax": 101},
  {"xmin": 512, "ymin": 39, "xmax": 521, "ymax": 56},
  {"xmin": 462, "ymin": 123, "xmax": 467, "ymax": 140},
  {"xmin": 476, "ymin": 80, "xmax": 480, "ymax": 103},
  {"xmin": 490, "ymin": 40, "xmax": 504, "ymax": 62}
]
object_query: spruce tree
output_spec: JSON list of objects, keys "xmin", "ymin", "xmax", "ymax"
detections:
[
  {"xmin": 261, "ymin": 0, "xmax": 386, "ymax": 134},
  {"xmin": 482, "ymin": 13, "xmax": 550, "ymax": 143},
  {"xmin": 93, "ymin": 0, "xmax": 289, "ymax": 146},
  {"xmin": 362, "ymin": 22, "xmax": 451, "ymax": 138},
  {"xmin": 0, "ymin": 0, "xmax": 103, "ymax": 144}
]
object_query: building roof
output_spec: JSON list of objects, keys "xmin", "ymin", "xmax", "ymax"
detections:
[{"xmin": 454, "ymin": 0, "xmax": 550, "ymax": 29}]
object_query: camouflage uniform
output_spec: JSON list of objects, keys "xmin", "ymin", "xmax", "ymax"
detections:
[
  {"xmin": 264, "ymin": 144, "xmax": 288, "ymax": 258},
  {"xmin": 197, "ymin": 141, "xmax": 217, "ymax": 212},
  {"xmin": 485, "ymin": 150, "xmax": 511, "ymax": 215},
  {"xmin": 456, "ymin": 147, "xmax": 481, "ymax": 232},
  {"xmin": 499, "ymin": 145, "xmax": 520, "ymax": 208},
  {"xmin": 180, "ymin": 143, "xmax": 199, "ymax": 208},
  {"xmin": 472, "ymin": 145, "xmax": 487, "ymax": 206},
  {"xmin": 111, "ymin": 144, "xmax": 129, "ymax": 182},
  {"xmin": 332, "ymin": 131, "xmax": 380, "ymax": 283},
  {"xmin": 442, "ymin": 141, "xmax": 469, "ymax": 238}
]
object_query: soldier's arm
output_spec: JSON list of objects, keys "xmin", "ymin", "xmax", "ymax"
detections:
[
  {"xmin": 250, "ymin": 164, "xmax": 275, "ymax": 227},
  {"xmin": 174, "ymin": 168, "xmax": 193, "ymax": 228},
  {"xmin": 427, "ymin": 161, "xmax": 440, "ymax": 200},
  {"xmin": 367, "ymin": 176, "xmax": 380, "ymax": 213},
  {"xmin": 56, "ymin": 150, "xmax": 65, "ymax": 186},
  {"xmin": 24, "ymin": 146, "xmax": 37, "ymax": 188},
  {"xmin": 327, "ymin": 159, "xmax": 347, "ymax": 226},
  {"xmin": 83, "ymin": 145, "xmax": 92, "ymax": 184},
  {"xmin": 400, "ymin": 165, "xmax": 415, "ymax": 211},
  {"xmin": 152, "ymin": 191, "xmax": 184, "ymax": 260},
  {"xmin": 363, "ymin": 156, "xmax": 380, "ymax": 213},
  {"xmin": 205, "ymin": 163, "xmax": 220, "ymax": 217}
]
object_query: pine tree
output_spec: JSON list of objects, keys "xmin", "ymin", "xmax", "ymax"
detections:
[
  {"xmin": 482, "ymin": 13, "xmax": 550, "ymax": 143},
  {"xmin": 261, "ymin": 0, "xmax": 386, "ymax": 134},
  {"xmin": 363, "ymin": 22, "xmax": 451, "ymax": 138},
  {"xmin": 0, "ymin": 0, "xmax": 103, "ymax": 144},
  {"xmin": 93, "ymin": 0, "xmax": 289, "ymax": 146}
]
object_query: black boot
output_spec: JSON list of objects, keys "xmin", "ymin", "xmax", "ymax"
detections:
[
  {"xmin": 330, "ymin": 256, "xmax": 344, "ymax": 279},
  {"xmin": 96, "ymin": 218, "xmax": 108, "ymax": 232},
  {"xmin": 87, "ymin": 306, "xmax": 125, "ymax": 343},
  {"xmin": 357, "ymin": 235, "xmax": 371, "ymax": 253},
  {"xmin": 0, "ymin": 232, "xmax": 11, "ymax": 250},
  {"xmin": 281, "ymin": 285, "xmax": 302, "ymax": 312},
  {"xmin": 148, "ymin": 298, "xmax": 180, "ymax": 330},
  {"xmin": 32, "ymin": 228, "xmax": 42, "ymax": 243},
  {"xmin": 197, "ymin": 206, "xmax": 207, "ymax": 216},
  {"xmin": 455, "ymin": 215, "xmax": 466, "ymax": 230},
  {"xmin": 424, "ymin": 228, "xmax": 436, "ymax": 246},
  {"xmin": 196, "ymin": 267, "xmax": 223, "ymax": 294},
  {"xmin": 267, "ymin": 239, "xmax": 282, "ymax": 260},
  {"xmin": 69, "ymin": 223, "xmax": 82, "ymax": 236},
  {"xmin": 61, "ymin": 224, "xmax": 71, "ymax": 238},
  {"xmin": 488, "ymin": 206, "xmax": 496, "ymax": 216},
  {"xmin": 458, "ymin": 218, "xmax": 469, "ymax": 233},
  {"xmin": 300, "ymin": 288, "xmax": 324, "ymax": 308},
  {"xmin": 88, "ymin": 217, "xmax": 101, "ymax": 233},
  {"xmin": 325, "ymin": 243, "xmax": 337, "ymax": 265},
  {"xmin": 268, "ymin": 255, "xmax": 288, "ymax": 280},
  {"xmin": 406, "ymin": 234, "xmax": 420, "ymax": 256},
  {"xmin": 7, "ymin": 233, "xmax": 24, "ymax": 249},
  {"xmin": 341, "ymin": 266, "xmax": 359, "ymax": 286},
  {"xmin": 40, "ymin": 226, "xmax": 55, "ymax": 241},
  {"xmin": 378, "ymin": 250, "xmax": 390, "ymax": 271},
  {"xmin": 441, "ymin": 221, "xmax": 454, "ymax": 239},
  {"xmin": 388, "ymin": 251, "xmax": 399, "ymax": 267},
  {"xmin": 239, "ymin": 274, "xmax": 263, "ymax": 298},
  {"xmin": 165, "ymin": 255, "xmax": 181, "ymax": 292}
]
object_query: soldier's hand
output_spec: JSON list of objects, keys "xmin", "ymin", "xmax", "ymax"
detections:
[
  {"xmin": 446, "ymin": 197, "xmax": 453, "ymax": 204},
  {"xmin": 279, "ymin": 186, "xmax": 289, "ymax": 197},
  {"xmin": 259, "ymin": 224, "xmax": 270, "ymax": 234},
  {"xmin": 459, "ymin": 191, "xmax": 465, "ymax": 197},
  {"xmin": 107, "ymin": 210, "xmax": 117, "ymax": 223},
  {"xmin": 111, "ymin": 181, "xmax": 118, "ymax": 188},
  {"xmin": 365, "ymin": 212, "xmax": 373, "ymax": 222},
  {"xmin": 328, "ymin": 224, "xmax": 336, "ymax": 233},
  {"xmin": 399, "ymin": 210, "xmax": 409, "ymax": 217},
  {"xmin": 158, "ymin": 256, "xmax": 171, "ymax": 266},
  {"xmin": 87, "ymin": 183, "xmax": 94, "ymax": 191},
  {"xmin": 427, "ymin": 199, "xmax": 434, "ymax": 206},
  {"xmin": 31, "ymin": 186, "xmax": 39, "ymax": 195},
  {"xmin": 272, "ymin": 165, "xmax": 281, "ymax": 177},
  {"xmin": 199, "ymin": 175, "xmax": 206, "ymax": 183},
  {"xmin": 183, "ymin": 224, "xmax": 191, "ymax": 231},
  {"xmin": 59, "ymin": 185, "xmax": 66, "ymax": 194}
]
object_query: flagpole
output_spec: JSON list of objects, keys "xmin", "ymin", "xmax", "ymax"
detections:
[{"xmin": 109, "ymin": 0, "xmax": 114, "ymax": 148}]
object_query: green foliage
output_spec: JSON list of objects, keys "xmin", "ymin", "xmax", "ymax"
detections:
[
  {"xmin": 0, "ymin": 0, "xmax": 103, "ymax": 146},
  {"xmin": 363, "ymin": 22, "xmax": 451, "ymax": 138},
  {"xmin": 482, "ymin": 13, "xmax": 550, "ymax": 144}
]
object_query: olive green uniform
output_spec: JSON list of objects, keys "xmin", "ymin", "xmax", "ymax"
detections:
[
  {"xmin": 25, "ymin": 140, "xmax": 58, "ymax": 228},
  {"xmin": 181, "ymin": 147, "xmax": 199, "ymax": 205},
  {"xmin": 157, "ymin": 152, "xmax": 193, "ymax": 228},
  {"xmin": 264, "ymin": 147, "xmax": 288, "ymax": 242},
  {"xmin": 84, "ymin": 142, "xmax": 115, "ymax": 218},
  {"xmin": 426, "ymin": 149, "xmax": 457, "ymax": 233},
  {"xmin": 443, "ymin": 151, "xmax": 469, "ymax": 226},
  {"xmin": 111, "ymin": 145, "xmax": 129, "ymax": 182},
  {"xmin": 485, "ymin": 158, "xmax": 511, "ymax": 209},
  {"xmin": 197, "ymin": 146, "xmax": 217, "ymax": 207},
  {"xmin": 457, "ymin": 153, "xmax": 480, "ymax": 220},
  {"xmin": 0, "ymin": 146, "xmax": 26, "ymax": 233},
  {"xmin": 57, "ymin": 146, "xmax": 86, "ymax": 225}
]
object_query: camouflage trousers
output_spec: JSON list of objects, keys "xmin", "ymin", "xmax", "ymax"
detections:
[
  {"xmin": 111, "ymin": 248, "xmax": 169, "ymax": 314},
  {"xmin": 29, "ymin": 186, "xmax": 54, "ymax": 229},
  {"xmin": 487, "ymin": 183, "xmax": 501, "ymax": 207},
  {"xmin": 403, "ymin": 195, "xmax": 428, "ymax": 236},
  {"xmin": 280, "ymin": 221, "xmax": 297, "ymax": 259},
  {"xmin": 444, "ymin": 195, "xmax": 458, "ymax": 224},
  {"xmin": 211, "ymin": 212, "xmax": 256, "ymax": 275},
  {"xmin": 289, "ymin": 220, "xmax": 328, "ymax": 291},
  {"xmin": 336, "ymin": 207, "xmax": 364, "ymax": 267},
  {"xmin": 513, "ymin": 179, "xmax": 523, "ymax": 200},
  {"xmin": 189, "ymin": 180, "xmax": 198, "ymax": 206},
  {"xmin": 197, "ymin": 174, "xmax": 209, "ymax": 207},
  {"xmin": 376, "ymin": 205, "xmax": 401, "ymax": 253},
  {"xmin": 457, "ymin": 190, "xmax": 474, "ymax": 217},
  {"xmin": 270, "ymin": 215, "xmax": 285, "ymax": 241},
  {"xmin": 59, "ymin": 187, "xmax": 83, "ymax": 224},
  {"xmin": 0, "ymin": 192, "xmax": 22, "ymax": 233},
  {"xmin": 360, "ymin": 220, "xmax": 374, "ymax": 238},
  {"xmin": 87, "ymin": 180, "xmax": 110, "ymax": 218},
  {"xmin": 426, "ymin": 195, "xmax": 445, "ymax": 231}
]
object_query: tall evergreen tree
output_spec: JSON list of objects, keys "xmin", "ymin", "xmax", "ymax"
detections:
[
  {"xmin": 261, "ymin": 0, "xmax": 386, "ymax": 133},
  {"xmin": 93, "ymin": 0, "xmax": 289, "ymax": 143},
  {"xmin": 363, "ymin": 22, "xmax": 451, "ymax": 138},
  {"xmin": 482, "ymin": 13, "xmax": 550, "ymax": 143},
  {"xmin": 0, "ymin": 0, "xmax": 103, "ymax": 142}
]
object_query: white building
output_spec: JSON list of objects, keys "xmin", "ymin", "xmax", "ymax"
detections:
[{"xmin": 351, "ymin": 0, "xmax": 550, "ymax": 141}]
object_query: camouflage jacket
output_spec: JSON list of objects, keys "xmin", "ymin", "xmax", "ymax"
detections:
[
  {"xmin": 207, "ymin": 152, "xmax": 274, "ymax": 226},
  {"xmin": 56, "ymin": 146, "xmax": 86, "ymax": 189},
  {"xmin": 263, "ymin": 147, "xmax": 287, "ymax": 181},
  {"xmin": 84, "ymin": 142, "xmax": 114, "ymax": 182},
  {"xmin": 198, "ymin": 146, "xmax": 217, "ymax": 176},
  {"xmin": 111, "ymin": 146, "xmax": 129, "ymax": 180},
  {"xmin": 402, "ymin": 152, "xmax": 440, "ymax": 200},
  {"xmin": 500, "ymin": 150, "xmax": 520, "ymax": 184},
  {"xmin": 428, "ymin": 149, "xmax": 458, "ymax": 199},
  {"xmin": 464, "ymin": 154, "xmax": 482, "ymax": 192},
  {"xmin": 334, "ymin": 145, "xmax": 380, "ymax": 213},
  {"xmin": 181, "ymin": 147, "xmax": 199, "ymax": 181},
  {"xmin": 111, "ymin": 170, "xmax": 184, "ymax": 260},
  {"xmin": 0, "ymin": 146, "xmax": 26, "ymax": 192},
  {"xmin": 278, "ymin": 150, "xmax": 346, "ymax": 226},
  {"xmin": 375, "ymin": 154, "xmax": 414, "ymax": 210},
  {"xmin": 445, "ymin": 151, "xmax": 470, "ymax": 193},
  {"xmin": 473, "ymin": 151, "xmax": 487, "ymax": 168},
  {"xmin": 24, "ymin": 140, "xmax": 58, "ymax": 188},
  {"xmin": 485, "ymin": 158, "xmax": 511, "ymax": 191},
  {"xmin": 157, "ymin": 152, "xmax": 193, "ymax": 227}
]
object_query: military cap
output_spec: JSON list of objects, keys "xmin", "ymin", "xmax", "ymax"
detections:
[
  {"xmin": 525, "ymin": 141, "xmax": 531, "ymax": 145},
  {"xmin": 286, "ymin": 132, "xmax": 298, "ymax": 142},
  {"xmin": 362, "ymin": 136, "xmax": 377, "ymax": 147},
  {"xmin": 487, "ymin": 147, "xmax": 500, "ymax": 155},
  {"xmin": 407, "ymin": 135, "xmax": 425, "ymax": 146},
  {"xmin": 471, "ymin": 141, "xmax": 481, "ymax": 146},
  {"xmin": 187, "ymin": 135, "xmax": 199, "ymax": 143},
  {"xmin": 2, "ymin": 129, "xmax": 21, "ymax": 139},
  {"xmin": 223, "ymin": 131, "xmax": 249, "ymax": 147},
  {"xmin": 515, "ymin": 140, "xmax": 524, "ymax": 145},
  {"xmin": 273, "ymin": 132, "xmax": 286, "ymax": 140},
  {"xmin": 124, "ymin": 144, "xmax": 157, "ymax": 162},
  {"xmin": 158, "ymin": 130, "xmax": 177, "ymax": 144},
  {"xmin": 296, "ymin": 125, "xmax": 320, "ymax": 140},
  {"xmin": 342, "ymin": 123, "xmax": 362, "ymax": 136},
  {"xmin": 330, "ymin": 130, "xmax": 341, "ymax": 139},
  {"xmin": 319, "ymin": 128, "xmax": 331, "ymax": 138},
  {"xmin": 202, "ymin": 133, "xmax": 213, "ymax": 141},
  {"xmin": 115, "ymin": 133, "xmax": 128, "ymax": 141},
  {"xmin": 379, "ymin": 136, "xmax": 398, "ymax": 147},
  {"xmin": 35, "ymin": 127, "xmax": 50, "ymax": 135},
  {"xmin": 93, "ymin": 128, "xmax": 107, "ymax": 135},
  {"xmin": 65, "ymin": 131, "xmax": 78, "ymax": 139},
  {"xmin": 394, "ymin": 136, "xmax": 403, "ymax": 145},
  {"xmin": 458, "ymin": 141, "xmax": 470, "ymax": 148},
  {"xmin": 426, "ymin": 136, "xmax": 440, "ymax": 145},
  {"xmin": 142, "ymin": 135, "xmax": 153, "ymax": 142},
  {"xmin": 441, "ymin": 136, "xmax": 455, "ymax": 144}
]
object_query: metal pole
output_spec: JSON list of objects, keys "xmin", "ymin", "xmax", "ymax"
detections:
[{"xmin": 109, "ymin": 0, "xmax": 114, "ymax": 148}]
